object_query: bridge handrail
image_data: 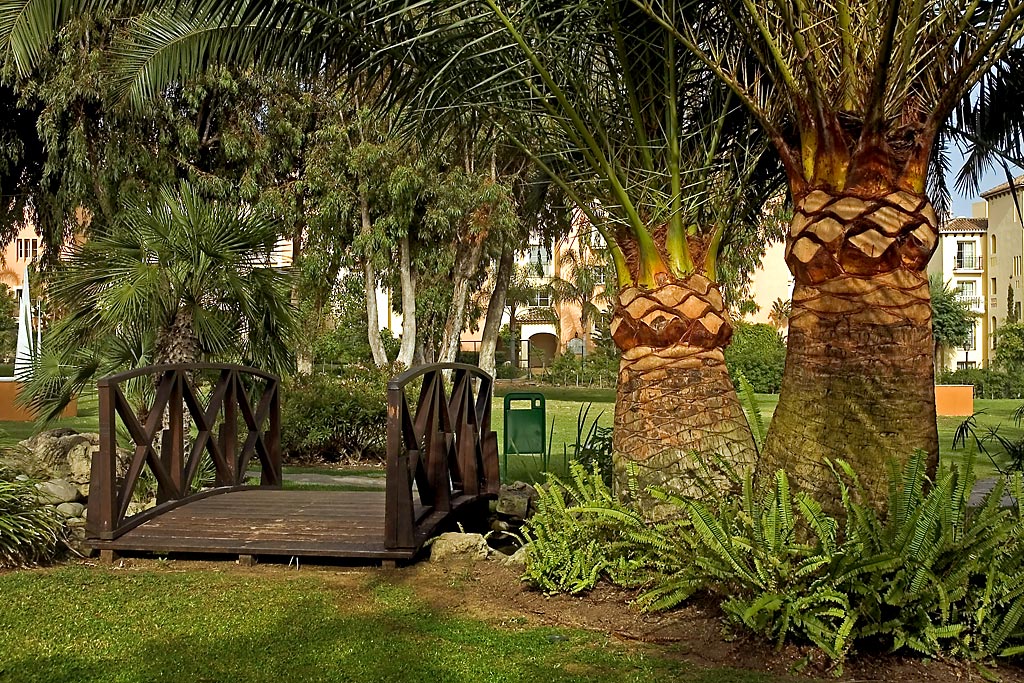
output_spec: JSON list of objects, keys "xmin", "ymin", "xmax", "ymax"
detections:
[
  {"xmin": 87, "ymin": 363, "xmax": 282, "ymax": 541},
  {"xmin": 385, "ymin": 363, "xmax": 500, "ymax": 550}
]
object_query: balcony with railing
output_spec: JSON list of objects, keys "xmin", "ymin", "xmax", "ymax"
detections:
[
  {"xmin": 954, "ymin": 255, "xmax": 984, "ymax": 271},
  {"xmin": 956, "ymin": 295, "xmax": 984, "ymax": 310}
]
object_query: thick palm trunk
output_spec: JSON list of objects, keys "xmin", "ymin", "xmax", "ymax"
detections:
[
  {"xmin": 763, "ymin": 189, "xmax": 939, "ymax": 505},
  {"xmin": 154, "ymin": 308, "xmax": 200, "ymax": 366},
  {"xmin": 611, "ymin": 275, "xmax": 758, "ymax": 517}
]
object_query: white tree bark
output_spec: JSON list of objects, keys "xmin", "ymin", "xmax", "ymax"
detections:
[
  {"xmin": 361, "ymin": 194, "xmax": 388, "ymax": 367},
  {"xmin": 397, "ymin": 235, "xmax": 418, "ymax": 368},
  {"xmin": 438, "ymin": 240, "xmax": 486, "ymax": 364},
  {"xmin": 478, "ymin": 247, "xmax": 512, "ymax": 378}
]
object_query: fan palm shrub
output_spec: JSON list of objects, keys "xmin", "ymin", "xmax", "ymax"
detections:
[{"xmin": 21, "ymin": 181, "xmax": 296, "ymax": 420}]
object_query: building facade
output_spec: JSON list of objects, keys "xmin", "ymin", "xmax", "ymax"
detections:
[{"xmin": 928, "ymin": 175, "xmax": 1024, "ymax": 371}]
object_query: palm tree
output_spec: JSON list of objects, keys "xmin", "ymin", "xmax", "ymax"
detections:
[
  {"xmin": 21, "ymin": 182, "xmax": 296, "ymax": 420},
  {"xmin": 627, "ymin": 2, "xmax": 1024, "ymax": 502},
  {"xmin": 547, "ymin": 244, "xmax": 610, "ymax": 356},
  {"xmin": 767, "ymin": 298, "xmax": 791, "ymax": 332},
  {"xmin": 0, "ymin": 0, "xmax": 786, "ymax": 509}
]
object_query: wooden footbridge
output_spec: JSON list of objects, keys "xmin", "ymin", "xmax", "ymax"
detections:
[{"xmin": 86, "ymin": 363, "xmax": 500, "ymax": 563}]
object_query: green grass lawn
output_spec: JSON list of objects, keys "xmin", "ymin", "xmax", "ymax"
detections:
[
  {"xmin": 3, "ymin": 383, "xmax": 1019, "ymax": 483},
  {"xmin": 0, "ymin": 566, "xmax": 788, "ymax": 683}
]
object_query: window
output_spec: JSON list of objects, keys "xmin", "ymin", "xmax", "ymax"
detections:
[
  {"xmin": 964, "ymin": 326, "xmax": 976, "ymax": 351},
  {"xmin": 15, "ymin": 238, "xmax": 39, "ymax": 261},
  {"xmin": 525, "ymin": 242, "xmax": 552, "ymax": 275},
  {"xmin": 991, "ymin": 234, "xmax": 998, "ymax": 253},
  {"xmin": 956, "ymin": 241, "xmax": 978, "ymax": 269},
  {"xmin": 1015, "ymin": 255, "xmax": 1022, "ymax": 278},
  {"xmin": 957, "ymin": 361, "xmax": 978, "ymax": 370},
  {"xmin": 532, "ymin": 290, "xmax": 550, "ymax": 307},
  {"xmin": 957, "ymin": 280, "xmax": 976, "ymax": 298},
  {"xmin": 992, "ymin": 278, "xmax": 998, "ymax": 298},
  {"xmin": 993, "ymin": 316, "xmax": 998, "ymax": 349}
]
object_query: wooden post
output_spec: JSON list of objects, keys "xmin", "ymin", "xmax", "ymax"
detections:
[
  {"xmin": 458, "ymin": 383, "xmax": 479, "ymax": 496},
  {"xmin": 87, "ymin": 383, "xmax": 118, "ymax": 539},
  {"xmin": 385, "ymin": 386, "xmax": 414, "ymax": 549},
  {"xmin": 219, "ymin": 370, "xmax": 238, "ymax": 486},
  {"xmin": 158, "ymin": 372, "xmax": 185, "ymax": 503},
  {"xmin": 265, "ymin": 379, "xmax": 282, "ymax": 487},
  {"xmin": 431, "ymin": 374, "xmax": 452, "ymax": 513}
]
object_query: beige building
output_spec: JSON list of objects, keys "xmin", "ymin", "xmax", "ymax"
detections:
[{"xmin": 928, "ymin": 174, "xmax": 1024, "ymax": 370}]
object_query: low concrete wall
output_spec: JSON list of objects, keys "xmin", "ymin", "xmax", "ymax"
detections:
[
  {"xmin": 935, "ymin": 384, "xmax": 974, "ymax": 417},
  {"xmin": 0, "ymin": 377, "xmax": 77, "ymax": 421}
]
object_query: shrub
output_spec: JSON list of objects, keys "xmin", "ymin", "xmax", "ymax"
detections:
[
  {"xmin": 280, "ymin": 366, "xmax": 392, "ymax": 463},
  {"xmin": 543, "ymin": 349, "xmax": 618, "ymax": 388},
  {"xmin": 522, "ymin": 453, "xmax": 1024, "ymax": 666},
  {"xmin": 725, "ymin": 322, "xmax": 786, "ymax": 394},
  {"xmin": 937, "ymin": 367, "xmax": 1024, "ymax": 399},
  {"xmin": 0, "ymin": 473, "xmax": 65, "ymax": 567},
  {"xmin": 521, "ymin": 463, "xmax": 682, "ymax": 594}
]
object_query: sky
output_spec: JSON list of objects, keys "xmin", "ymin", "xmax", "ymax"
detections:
[{"xmin": 945, "ymin": 143, "xmax": 1023, "ymax": 218}]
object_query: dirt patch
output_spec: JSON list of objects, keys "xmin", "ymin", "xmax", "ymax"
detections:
[{"xmin": 391, "ymin": 559, "xmax": 1024, "ymax": 683}]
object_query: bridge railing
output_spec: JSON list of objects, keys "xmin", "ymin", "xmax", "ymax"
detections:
[
  {"xmin": 385, "ymin": 363, "xmax": 500, "ymax": 550},
  {"xmin": 87, "ymin": 363, "xmax": 282, "ymax": 541}
]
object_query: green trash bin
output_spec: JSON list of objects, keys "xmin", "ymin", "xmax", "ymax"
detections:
[{"xmin": 503, "ymin": 392, "xmax": 546, "ymax": 480}]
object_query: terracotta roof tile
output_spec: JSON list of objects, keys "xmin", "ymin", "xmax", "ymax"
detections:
[
  {"xmin": 981, "ymin": 174, "xmax": 1024, "ymax": 199},
  {"xmin": 940, "ymin": 217, "xmax": 988, "ymax": 233}
]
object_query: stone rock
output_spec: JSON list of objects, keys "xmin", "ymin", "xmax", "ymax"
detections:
[
  {"xmin": 490, "ymin": 519, "xmax": 511, "ymax": 532},
  {"xmin": 7, "ymin": 430, "xmax": 131, "ymax": 486},
  {"xmin": 55, "ymin": 502, "xmax": 85, "ymax": 518},
  {"xmin": 66, "ymin": 517, "xmax": 87, "ymax": 541},
  {"xmin": 429, "ymin": 532, "xmax": 490, "ymax": 562},
  {"xmin": 500, "ymin": 545, "xmax": 528, "ymax": 567},
  {"xmin": 35, "ymin": 479, "xmax": 80, "ymax": 505},
  {"xmin": 496, "ymin": 481, "xmax": 538, "ymax": 521}
]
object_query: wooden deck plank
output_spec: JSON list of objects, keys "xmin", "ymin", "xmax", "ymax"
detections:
[
  {"xmin": 90, "ymin": 489, "xmax": 423, "ymax": 561},
  {"xmin": 87, "ymin": 487, "xmax": 490, "ymax": 563}
]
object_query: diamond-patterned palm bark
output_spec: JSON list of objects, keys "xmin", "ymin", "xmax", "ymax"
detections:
[
  {"xmin": 763, "ymin": 189, "xmax": 939, "ymax": 507},
  {"xmin": 611, "ymin": 276, "xmax": 757, "ymax": 517}
]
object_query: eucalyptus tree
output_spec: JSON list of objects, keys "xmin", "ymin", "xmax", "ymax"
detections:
[{"xmin": 631, "ymin": 1, "xmax": 1024, "ymax": 501}]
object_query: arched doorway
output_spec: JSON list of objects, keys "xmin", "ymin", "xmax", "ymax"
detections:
[{"xmin": 528, "ymin": 332, "xmax": 558, "ymax": 368}]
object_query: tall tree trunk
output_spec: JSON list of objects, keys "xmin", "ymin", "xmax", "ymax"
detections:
[
  {"xmin": 439, "ymin": 240, "xmax": 486, "ymax": 364},
  {"xmin": 611, "ymin": 275, "xmax": 758, "ymax": 518},
  {"xmin": 292, "ymin": 221, "xmax": 315, "ymax": 375},
  {"xmin": 360, "ymin": 194, "xmax": 388, "ymax": 367},
  {"xmin": 762, "ymin": 189, "xmax": 939, "ymax": 506},
  {"xmin": 397, "ymin": 235, "xmax": 418, "ymax": 368},
  {"xmin": 479, "ymin": 247, "xmax": 513, "ymax": 378}
]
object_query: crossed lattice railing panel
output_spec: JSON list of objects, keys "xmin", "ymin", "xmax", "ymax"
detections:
[
  {"xmin": 87, "ymin": 364, "xmax": 282, "ymax": 540},
  {"xmin": 385, "ymin": 364, "xmax": 500, "ymax": 550}
]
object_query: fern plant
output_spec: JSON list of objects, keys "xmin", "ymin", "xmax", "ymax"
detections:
[
  {"xmin": 520, "ymin": 462, "xmax": 683, "ymax": 593},
  {"xmin": 736, "ymin": 372, "xmax": 767, "ymax": 451}
]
